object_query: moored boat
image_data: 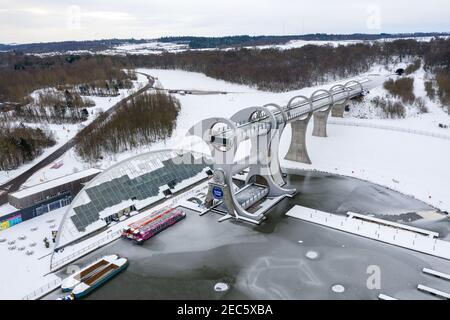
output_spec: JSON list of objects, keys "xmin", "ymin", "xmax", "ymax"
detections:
[
  {"xmin": 60, "ymin": 254, "xmax": 119, "ymax": 292},
  {"xmin": 122, "ymin": 207, "xmax": 175, "ymax": 239},
  {"xmin": 71, "ymin": 256, "xmax": 128, "ymax": 299},
  {"xmin": 133, "ymin": 208, "xmax": 186, "ymax": 244}
]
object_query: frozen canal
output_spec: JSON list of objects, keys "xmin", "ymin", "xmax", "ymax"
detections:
[{"xmin": 46, "ymin": 171, "xmax": 450, "ymax": 300}]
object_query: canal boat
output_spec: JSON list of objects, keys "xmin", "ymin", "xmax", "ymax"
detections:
[
  {"xmin": 61, "ymin": 254, "xmax": 119, "ymax": 292},
  {"xmin": 133, "ymin": 208, "xmax": 186, "ymax": 244},
  {"xmin": 71, "ymin": 256, "xmax": 128, "ymax": 299}
]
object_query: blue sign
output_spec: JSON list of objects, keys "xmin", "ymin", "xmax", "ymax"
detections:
[{"xmin": 212, "ymin": 186, "xmax": 224, "ymax": 199}]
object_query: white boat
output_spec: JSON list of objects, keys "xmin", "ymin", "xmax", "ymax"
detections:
[
  {"xmin": 61, "ymin": 254, "xmax": 119, "ymax": 292},
  {"xmin": 71, "ymin": 256, "xmax": 128, "ymax": 299}
]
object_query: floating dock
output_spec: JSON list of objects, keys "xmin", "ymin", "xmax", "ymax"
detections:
[
  {"xmin": 417, "ymin": 284, "xmax": 450, "ymax": 300},
  {"xmin": 422, "ymin": 268, "xmax": 450, "ymax": 281},
  {"xmin": 378, "ymin": 293, "xmax": 398, "ymax": 300},
  {"xmin": 286, "ymin": 206, "xmax": 450, "ymax": 260}
]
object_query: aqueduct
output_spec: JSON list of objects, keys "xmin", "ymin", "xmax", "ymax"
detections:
[{"xmin": 187, "ymin": 75, "xmax": 380, "ymax": 224}]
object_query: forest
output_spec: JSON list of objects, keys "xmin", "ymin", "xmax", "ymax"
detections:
[
  {"xmin": 74, "ymin": 92, "xmax": 180, "ymax": 162},
  {"xmin": 159, "ymin": 33, "xmax": 450, "ymax": 49},
  {"xmin": 2, "ymin": 38, "xmax": 449, "ymax": 104},
  {"xmin": 0, "ymin": 54, "xmax": 131, "ymax": 103},
  {"xmin": 1, "ymin": 37, "xmax": 449, "ymax": 169},
  {"xmin": 0, "ymin": 124, "xmax": 55, "ymax": 170},
  {"xmin": 1, "ymin": 90, "xmax": 95, "ymax": 124},
  {"xmin": 126, "ymin": 38, "xmax": 450, "ymax": 94}
]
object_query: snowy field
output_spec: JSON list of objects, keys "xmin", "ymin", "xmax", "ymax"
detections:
[
  {"xmin": 29, "ymin": 36, "xmax": 450, "ymax": 58},
  {"xmin": 108, "ymin": 37, "xmax": 447, "ymax": 55},
  {"xmin": 280, "ymin": 63, "xmax": 450, "ymax": 212},
  {"xmin": 280, "ymin": 123, "xmax": 450, "ymax": 212},
  {"xmin": 346, "ymin": 66, "xmax": 450, "ymax": 134},
  {"xmin": 2, "ymin": 63, "xmax": 450, "ymax": 299},
  {"xmin": 0, "ymin": 72, "xmax": 149, "ymax": 187},
  {"xmin": 137, "ymin": 68, "xmax": 450, "ymax": 214},
  {"xmin": 16, "ymin": 66, "xmax": 450, "ymax": 216},
  {"xmin": 0, "ymin": 206, "xmax": 65, "ymax": 299}
]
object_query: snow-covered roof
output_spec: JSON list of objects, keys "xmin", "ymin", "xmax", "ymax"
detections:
[
  {"xmin": 10, "ymin": 168, "xmax": 102, "ymax": 200},
  {"xmin": 53, "ymin": 149, "xmax": 211, "ymax": 252}
]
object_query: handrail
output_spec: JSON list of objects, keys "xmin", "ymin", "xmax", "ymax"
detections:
[{"xmin": 50, "ymin": 229, "xmax": 122, "ymax": 271}]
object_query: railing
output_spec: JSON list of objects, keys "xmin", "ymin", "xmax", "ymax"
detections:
[
  {"xmin": 209, "ymin": 78, "xmax": 372, "ymax": 140},
  {"xmin": 50, "ymin": 229, "xmax": 122, "ymax": 271},
  {"xmin": 22, "ymin": 278, "xmax": 62, "ymax": 300},
  {"xmin": 240, "ymin": 188, "xmax": 269, "ymax": 209},
  {"xmin": 328, "ymin": 120, "xmax": 450, "ymax": 141}
]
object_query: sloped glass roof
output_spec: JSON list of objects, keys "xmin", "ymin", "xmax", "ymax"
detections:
[{"xmin": 54, "ymin": 149, "xmax": 211, "ymax": 251}]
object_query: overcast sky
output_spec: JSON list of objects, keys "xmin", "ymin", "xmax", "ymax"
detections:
[{"xmin": 1, "ymin": 0, "xmax": 449, "ymax": 44}]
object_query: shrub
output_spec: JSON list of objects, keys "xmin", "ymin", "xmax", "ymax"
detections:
[
  {"xmin": 374, "ymin": 97, "xmax": 406, "ymax": 119},
  {"xmin": 424, "ymin": 81, "xmax": 435, "ymax": 101},
  {"xmin": 405, "ymin": 59, "xmax": 421, "ymax": 75},
  {"xmin": 436, "ymin": 72, "xmax": 450, "ymax": 108},
  {"xmin": 414, "ymin": 97, "xmax": 428, "ymax": 113},
  {"xmin": 384, "ymin": 78, "xmax": 415, "ymax": 104}
]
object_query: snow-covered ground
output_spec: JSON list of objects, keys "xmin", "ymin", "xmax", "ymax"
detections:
[
  {"xmin": 281, "ymin": 62, "xmax": 450, "ymax": 212},
  {"xmin": 19, "ymin": 65, "xmax": 450, "ymax": 217},
  {"xmin": 28, "ymin": 36, "xmax": 450, "ymax": 58},
  {"xmin": 281, "ymin": 123, "xmax": 450, "ymax": 212},
  {"xmin": 346, "ymin": 64, "xmax": 450, "ymax": 134},
  {"xmin": 100, "ymin": 41, "xmax": 189, "ymax": 55},
  {"xmin": 0, "ymin": 72, "xmax": 148, "ymax": 187},
  {"xmin": 107, "ymin": 37, "xmax": 447, "ymax": 55},
  {"xmin": 2, "ymin": 61, "xmax": 450, "ymax": 299},
  {"xmin": 119, "ymin": 67, "xmax": 450, "ymax": 214},
  {"xmin": 0, "ymin": 206, "xmax": 65, "ymax": 299}
]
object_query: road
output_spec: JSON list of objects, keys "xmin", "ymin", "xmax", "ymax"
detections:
[{"xmin": 0, "ymin": 73, "xmax": 154, "ymax": 206}]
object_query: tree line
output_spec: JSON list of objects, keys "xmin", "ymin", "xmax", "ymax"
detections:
[
  {"xmin": 2, "ymin": 38, "xmax": 449, "ymax": 102},
  {"xmin": 0, "ymin": 54, "xmax": 130, "ymax": 103},
  {"xmin": 1, "ymin": 90, "xmax": 95, "ymax": 124},
  {"xmin": 124, "ymin": 38, "xmax": 450, "ymax": 93}
]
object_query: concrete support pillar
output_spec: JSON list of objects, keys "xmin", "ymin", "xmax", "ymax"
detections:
[
  {"xmin": 331, "ymin": 103, "xmax": 346, "ymax": 118},
  {"xmin": 313, "ymin": 106, "xmax": 332, "ymax": 137},
  {"xmin": 284, "ymin": 114, "xmax": 312, "ymax": 164}
]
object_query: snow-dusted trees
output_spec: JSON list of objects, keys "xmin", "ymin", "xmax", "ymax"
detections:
[
  {"xmin": 126, "ymin": 43, "xmax": 381, "ymax": 92},
  {"xmin": 74, "ymin": 92, "xmax": 180, "ymax": 162},
  {"xmin": 424, "ymin": 81, "xmax": 436, "ymax": 101},
  {"xmin": 384, "ymin": 78, "xmax": 416, "ymax": 104},
  {"xmin": 0, "ymin": 55, "xmax": 130, "ymax": 104},
  {"xmin": 370, "ymin": 97, "xmax": 406, "ymax": 119},
  {"xmin": 1, "ymin": 91, "xmax": 95, "ymax": 124},
  {"xmin": 0, "ymin": 124, "xmax": 56, "ymax": 170},
  {"xmin": 436, "ymin": 72, "xmax": 450, "ymax": 113},
  {"xmin": 405, "ymin": 60, "xmax": 421, "ymax": 75}
]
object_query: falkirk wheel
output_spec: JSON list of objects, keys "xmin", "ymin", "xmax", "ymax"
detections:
[
  {"xmin": 186, "ymin": 77, "xmax": 372, "ymax": 224},
  {"xmin": 187, "ymin": 105, "xmax": 296, "ymax": 224}
]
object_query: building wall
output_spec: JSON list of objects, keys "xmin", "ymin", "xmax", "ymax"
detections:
[
  {"xmin": 0, "ymin": 192, "xmax": 72, "ymax": 231},
  {"xmin": 8, "ymin": 173, "xmax": 98, "ymax": 209}
]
